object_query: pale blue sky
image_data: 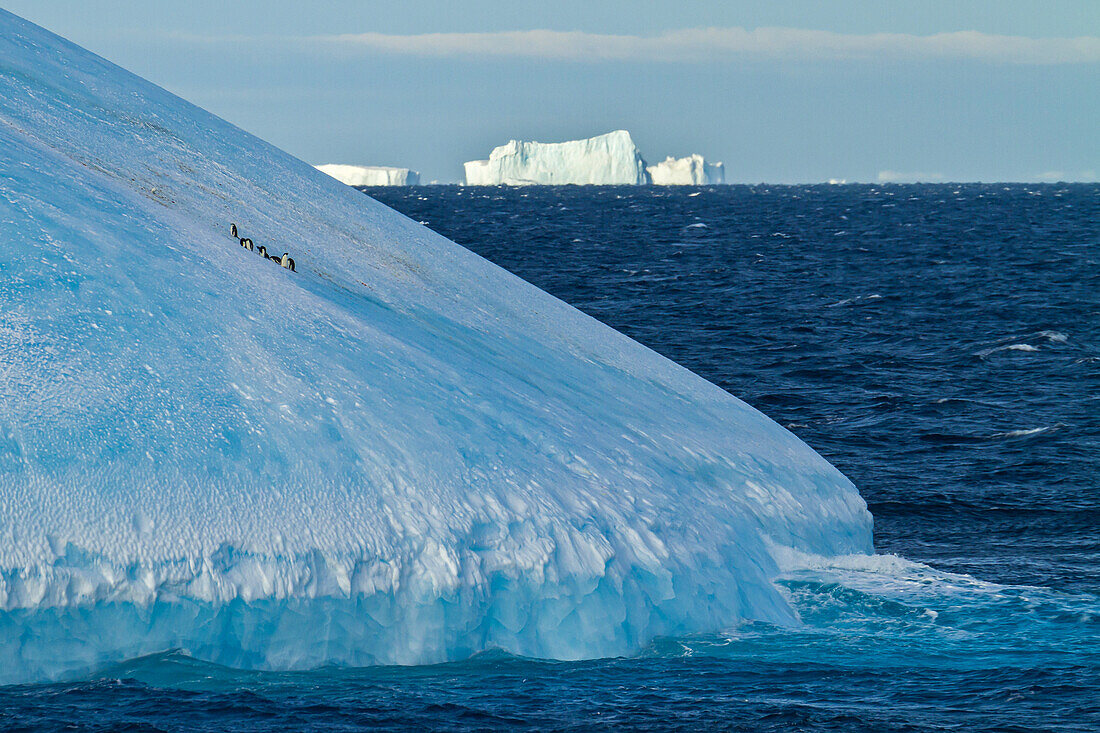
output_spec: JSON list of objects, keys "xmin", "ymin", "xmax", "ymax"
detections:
[{"xmin": 5, "ymin": 1, "xmax": 1098, "ymax": 182}]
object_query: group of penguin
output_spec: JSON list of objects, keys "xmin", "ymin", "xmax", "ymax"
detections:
[{"xmin": 231, "ymin": 223, "xmax": 295, "ymax": 272}]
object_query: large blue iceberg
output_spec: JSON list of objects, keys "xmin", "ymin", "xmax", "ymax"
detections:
[{"xmin": 0, "ymin": 10, "xmax": 873, "ymax": 683}]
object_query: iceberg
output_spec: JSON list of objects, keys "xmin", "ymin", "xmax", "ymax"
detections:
[
  {"xmin": 647, "ymin": 155, "xmax": 726, "ymax": 186},
  {"xmin": 315, "ymin": 164, "xmax": 420, "ymax": 187},
  {"xmin": 464, "ymin": 130, "xmax": 649, "ymax": 185},
  {"xmin": 0, "ymin": 9, "xmax": 872, "ymax": 683}
]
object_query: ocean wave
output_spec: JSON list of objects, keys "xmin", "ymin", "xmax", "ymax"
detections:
[
  {"xmin": 975, "ymin": 343, "xmax": 1040, "ymax": 357},
  {"xmin": 990, "ymin": 425, "xmax": 1057, "ymax": 439}
]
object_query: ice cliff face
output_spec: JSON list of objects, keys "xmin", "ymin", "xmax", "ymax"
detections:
[
  {"xmin": 464, "ymin": 130, "xmax": 649, "ymax": 185},
  {"xmin": 0, "ymin": 9, "xmax": 872, "ymax": 683},
  {"xmin": 315, "ymin": 164, "xmax": 420, "ymax": 187},
  {"xmin": 648, "ymin": 155, "xmax": 726, "ymax": 185},
  {"xmin": 464, "ymin": 133, "xmax": 726, "ymax": 186}
]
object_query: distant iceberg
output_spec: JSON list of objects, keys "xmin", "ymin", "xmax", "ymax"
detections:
[
  {"xmin": 315, "ymin": 164, "xmax": 420, "ymax": 186},
  {"xmin": 647, "ymin": 155, "xmax": 725, "ymax": 185},
  {"xmin": 465, "ymin": 132, "xmax": 727, "ymax": 186},
  {"xmin": 0, "ymin": 9, "xmax": 871, "ymax": 683},
  {"xmin": 464, "ymin": 130, "xmax": 649, "ymax": 185}
]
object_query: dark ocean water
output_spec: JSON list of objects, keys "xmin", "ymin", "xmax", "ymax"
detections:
[{"xmin": 4, "ymin": 184, "xmax": 1097, "ymax": 731}]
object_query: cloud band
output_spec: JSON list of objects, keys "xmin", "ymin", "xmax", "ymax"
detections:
[{"xmin": 314, "ymin": 27, "xmax": 1100, "ymax": 65}]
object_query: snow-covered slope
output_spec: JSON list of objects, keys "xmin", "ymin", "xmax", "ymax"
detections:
[
  {"xmin": 315, "ymin": 164, "xmax": 420, "ymax": 186},
  {"xmin": 647, "ymin": 155, "xmax": 726, "ymax": 185},
  {"xmin": 464, "ymin": 130, "xmax": 650, "ymax": 185},
  {"xmin": 0, "ymin": 10, "xmax": 872, "ymax": 683}
]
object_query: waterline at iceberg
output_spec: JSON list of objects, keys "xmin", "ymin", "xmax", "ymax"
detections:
[{"xmin": 0, "ymin": 9, "xmax": 872, "ymax": 683}]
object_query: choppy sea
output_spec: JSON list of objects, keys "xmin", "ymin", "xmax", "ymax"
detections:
[{"xmin": 4, "ymin": 184, "xmax": 1097, "ymax": 731}]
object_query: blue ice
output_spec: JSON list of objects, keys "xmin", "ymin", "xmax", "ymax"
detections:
[{"xmin": 0, "ymin": 9, "xmax": 872, "ymax": 683}]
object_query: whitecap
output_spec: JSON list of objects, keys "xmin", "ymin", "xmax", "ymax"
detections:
[
  {"xmin": 826, "ymin": 294, "xmax": 883, "ymax": 308},
  {"xmin": 991, "ymin": 426, "xmax": 1055, "ymax": 439},
  {"xmin": 976, "ymin": 343, "xmax": 1039, "ymax": 357}
]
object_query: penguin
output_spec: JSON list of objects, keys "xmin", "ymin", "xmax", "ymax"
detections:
[
  {"xmin": 230, "ymin": 223, "xmax": 238, "ymax": 238},
  {"xmin": 241, "ymin": 238, "xmax": 254, "ymax": 251},
  {"xmin": 278, "ymin": 253, "xmax": 296, "ymax": 272},
  {"xmin": 257, "ymin": 245, "xmax": 270, "ymax": 259}
]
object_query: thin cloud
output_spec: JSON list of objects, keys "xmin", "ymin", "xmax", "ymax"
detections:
[{"xmin": 314, "ymin": 27, "xmax": 1100, "ymax": 65}]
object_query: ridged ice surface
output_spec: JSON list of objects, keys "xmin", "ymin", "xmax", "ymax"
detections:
[{"xmin": 0, "ymin": 10, "xmax": 872, "ymax": 683}]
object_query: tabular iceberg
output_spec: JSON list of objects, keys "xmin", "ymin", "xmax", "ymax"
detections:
[
  {"xmin": 648, "ymin": 155, "xmax": 726, "ymax": 185},
  {"xmin": 0, "ymin": 9, "xmax": 872, "ymax": 683},
  {"xmin": 464, "ymin": 130, "xmax": 650, "ymax": 185},
  {"xmin": 315, "ymin": 164, "xmax": 420, "ymax": 187}
]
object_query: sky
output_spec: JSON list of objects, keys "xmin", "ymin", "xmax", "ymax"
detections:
[{"xmin": 4, "ymin": 1, "xmax": 1098, "ymax": 183}]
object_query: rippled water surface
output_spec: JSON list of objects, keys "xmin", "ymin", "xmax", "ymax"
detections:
[
  {"xmin": 376, "ymin": 183, "xmax": 1099, "ymax": 594},
  {"xmin": 5, "ymin": 184, "xmax": 1097, "ymax": 731}
]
